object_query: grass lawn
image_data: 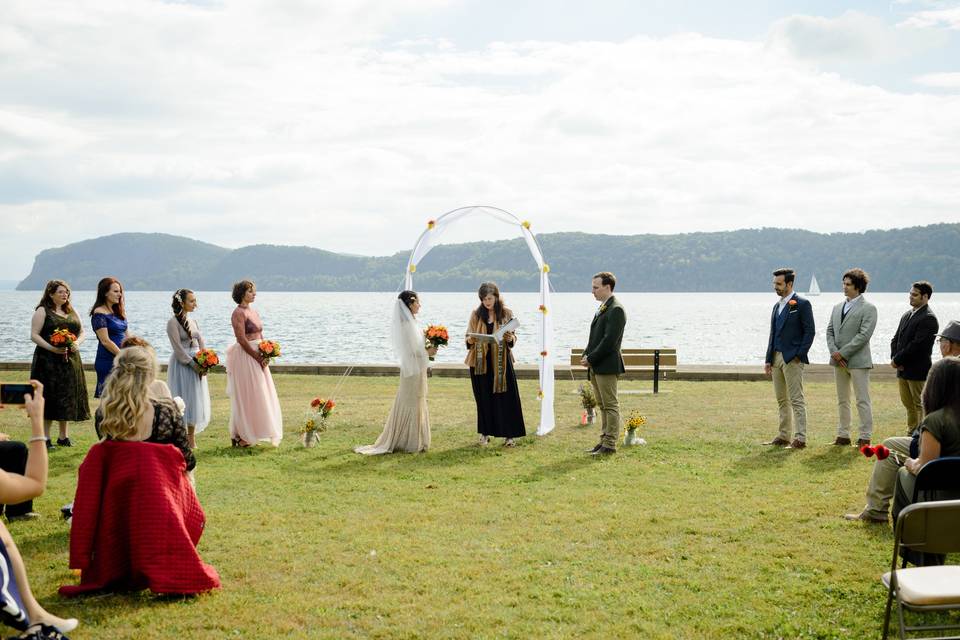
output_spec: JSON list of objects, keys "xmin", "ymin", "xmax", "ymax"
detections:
[{"xmin": 0, "ymin": 370, "xmax": 941, "ymax": 638}]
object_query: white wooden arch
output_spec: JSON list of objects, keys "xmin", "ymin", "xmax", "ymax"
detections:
[{"xmin": 403, "ymin": 205, "xmax": 555, "ymax": 435}]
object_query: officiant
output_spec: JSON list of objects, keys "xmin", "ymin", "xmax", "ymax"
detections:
[{"xmin": 465, "ymin": 282, "xmax": 526, "ymax": 447}]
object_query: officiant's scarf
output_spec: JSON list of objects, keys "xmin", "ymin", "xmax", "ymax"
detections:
[{"xmin": 466, "ymin": 312, "xmax": 510, "ymax": 394}]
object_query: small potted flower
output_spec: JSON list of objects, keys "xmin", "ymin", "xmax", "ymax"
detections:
[
  {"xmin": 578, "ymin": 383, "xmax": 598, "ymax": 424},
  {"xmin": 623, "ymin": 410, "xmax": 647, "ymax": 446},
  {"xmin": 301, "ymin": 397, "xmax": 335, "ymax": 447}
]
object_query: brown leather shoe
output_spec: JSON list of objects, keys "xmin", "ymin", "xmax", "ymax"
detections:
[
  {"xmin": 832, "ymin": 437, "xmax": 852, "ymax": 446},
  {"xmin": 856, "ymin": 438, "xmax": 871, "ymax": 448},
  {"xmin": 843, "ymin": 511, "xmax": 887, "ymax": 524},
  {"xmin": 785, "ymin": 439, "xmax": 806, "ymax": 449},
  {"xmin": 763, "ymin": 437, "xmax": 791, "ymax": 446}
]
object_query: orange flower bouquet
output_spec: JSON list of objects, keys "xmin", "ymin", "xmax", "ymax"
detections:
[
  {"xmin": 424, "ymin": 325, "xmax": 449, "ymax": 361},
  {"xmin": 194, "ymin": 348, "xmax": 219, "ymax": 376},
  {"xmin": 49, "ymin": 328, "xmax": 77, "ymax": 361},
  {"xmin": 258, "ymin": 340, "xmax": 282, "ymax": 363},
  {"xmin": 301, "ymin": 397, "xmax": 336, "ymax": 447}
]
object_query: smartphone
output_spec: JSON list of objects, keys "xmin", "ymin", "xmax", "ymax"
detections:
[{"xmin": 0, "ymin": 383, "xmax": 34, "ymax": 405}]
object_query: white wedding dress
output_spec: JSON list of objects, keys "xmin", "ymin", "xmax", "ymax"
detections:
[{"xmin": 355, "ymin": 299, "xmax": 431, "ymax": 455}]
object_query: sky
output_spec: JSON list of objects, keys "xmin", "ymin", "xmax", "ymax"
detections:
[{"xmin": 1, "ymin": 0, "xmax": 959, "ymax": 279}]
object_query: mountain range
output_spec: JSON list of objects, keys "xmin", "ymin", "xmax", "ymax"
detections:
[{"xmin": 16, "ymin": 224, "xmax": 960, "ymax": 291}]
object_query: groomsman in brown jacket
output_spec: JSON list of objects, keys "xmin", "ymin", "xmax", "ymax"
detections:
[{"xmin": 890, "ymin": 281, "xmax": 938, "ymax": 433}]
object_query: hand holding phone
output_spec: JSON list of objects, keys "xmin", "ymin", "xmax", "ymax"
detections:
[
  {"xmin": 0, "ymin": 382, "xmax": 34, "ymax": 405},
  {"xmin": 0, "ymin": 381, "xmax": 44, "ymax": 420}
]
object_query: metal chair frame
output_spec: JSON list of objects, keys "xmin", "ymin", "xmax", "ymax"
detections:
[{"xmin": 882, "ymin": 499, "xmax": 960, "ymax": 639}]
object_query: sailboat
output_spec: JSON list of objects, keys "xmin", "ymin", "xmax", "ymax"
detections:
[{"xmin": 808, "ymin": 274, "xmax": 821, "ymax": 296}]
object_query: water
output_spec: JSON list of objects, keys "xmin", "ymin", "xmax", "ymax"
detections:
[{"xmin": 1, "ymin": 291, "xmax": 957, "ymax": 366}]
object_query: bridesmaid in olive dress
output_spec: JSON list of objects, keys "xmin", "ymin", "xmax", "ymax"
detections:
[{"xmin": 29, "ymin": 280, "xmax": 91, "ymax": 448}]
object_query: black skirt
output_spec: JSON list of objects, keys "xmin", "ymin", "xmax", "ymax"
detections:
[{"xmin": 470, "ymin": 343, "xmax": 525, "ymax": 439}]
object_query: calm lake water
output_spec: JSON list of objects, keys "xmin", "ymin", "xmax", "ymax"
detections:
[{"xmin": 1, "ymin": 291, "xmax": 957, "ymax": 366}]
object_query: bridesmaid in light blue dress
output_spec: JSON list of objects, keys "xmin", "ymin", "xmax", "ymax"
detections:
[{"xmin": 166, "ymin": 289, "xmax": 210, "ymax": 449}]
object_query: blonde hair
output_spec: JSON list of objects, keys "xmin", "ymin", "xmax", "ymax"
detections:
[{"xmin": 99, "ymin": 346, "xmax": 172, "ymax": 439}]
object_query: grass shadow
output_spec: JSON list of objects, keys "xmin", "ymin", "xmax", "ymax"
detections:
[
  {"xmin": 726, "ymin": 447, "xmax": 792, "ymax": 476},
  {"xmin": 800, "ymin": 446, "xmax": 861, "ymax": 472},
  {"xmin": 314, "ymin": 443, "xmax": 499, "ymax": 477},
  {"xmin": 521, "ymin": 454, "xmax": 599, "ymax": 483}
]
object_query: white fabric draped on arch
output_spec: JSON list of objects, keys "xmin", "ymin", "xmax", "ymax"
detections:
[{"xmin": 402, "ymin": 205, "xmax": 555, "ymax": 435}]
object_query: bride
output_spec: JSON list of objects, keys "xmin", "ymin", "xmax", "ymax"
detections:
[{"xmin": 355, "ymin": 291, "xmax": 436, "ymax": 455}]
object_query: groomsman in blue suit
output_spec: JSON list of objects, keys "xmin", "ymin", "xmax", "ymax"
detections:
[{"xmin": 763, "ymin": 268, "xmax": 816, "ymax": 449}]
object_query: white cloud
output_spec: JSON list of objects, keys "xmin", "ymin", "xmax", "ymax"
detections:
[
  {"xmin": 1, "ymin": 2, "xmax": 960, "ymax": 279},
  {"xmin": 766, "ymin": 10, "xmax": 939, "ymax": 61},
  {"xmin": 899, "ymin": 7, "xmax": 960, "ymax": 29},
  {"xmin": 915, "ymin": 71, "xmax": 960, "ymax": 87}
]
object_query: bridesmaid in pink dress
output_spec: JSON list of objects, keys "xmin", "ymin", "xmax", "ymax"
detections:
[{"xmin": 225, "ymin": 280, "xmax": 283, "ymax": 447}]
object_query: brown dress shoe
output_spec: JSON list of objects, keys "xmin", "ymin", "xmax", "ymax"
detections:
[
  {"xmin": 843, "ymin": 511, "xmax": 887, "ymax": 524},
  {"xmin": 785, "ymin": 438, "xmax": 806, "ymax": 449},
  {"xmin": 763, "ymin": 437, "xmax": 791, "ymax": 446},
  {"xmin": 832, "ymin": 437, "xmax": 852, "ymax": 446},
  {"xmin": 856, "ymin": 438, "xmax": 871, "ymax": 448}
]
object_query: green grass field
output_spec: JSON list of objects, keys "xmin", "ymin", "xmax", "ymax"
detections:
[{"xmin": 0, "ymin": 371, "xmax": 938, "ymax": 638}]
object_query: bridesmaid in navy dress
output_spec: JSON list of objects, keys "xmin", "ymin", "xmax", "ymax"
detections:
[{"xmin": 89, "ymin": 277, "xmax": 128, "ymax": 398}]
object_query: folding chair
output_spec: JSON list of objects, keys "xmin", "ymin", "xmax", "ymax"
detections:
[
  {"xmin": 912, "ymin": 458, "xmax": 960, "ymax": 504},
  {"xmin": 882, "ymin": 499, "xmax": 960, "ymax": 639}
]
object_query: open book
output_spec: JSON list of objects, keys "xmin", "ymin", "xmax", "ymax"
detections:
[{"xmin": 467, "ymin": 317, "xmax": 519, "ymax": 345}]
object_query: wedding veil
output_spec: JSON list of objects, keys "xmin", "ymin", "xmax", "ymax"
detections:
[{"xmin": 391, "ymin": 298, "xmax": 427, "ymax": 377}]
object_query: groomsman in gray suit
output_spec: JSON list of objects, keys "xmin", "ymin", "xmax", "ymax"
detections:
[{"xmin": 826, "ymin": 268, "xmax": 878, "ymax": 447}]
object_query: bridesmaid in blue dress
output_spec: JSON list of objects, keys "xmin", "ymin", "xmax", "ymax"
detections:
[{"xmin": 89, "ymin": 277, "xmax": 127, "ymax": 398}]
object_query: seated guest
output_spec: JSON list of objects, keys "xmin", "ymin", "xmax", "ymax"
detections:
[
  {"xmin": 0, "ymin": 381, "xmax": 78, "ymax": 636},
  {"xmin": 59, "ymin": 439, "xmax": 219, "ymax": 596},
  {"xmin": 94, "ymin": 346, "xmax": 195, "ymax": 471},
  {"xmin": 845, "ymin": 325, "xmax": 960, "ymax": 523},
  {"xmin": 93, "ymin": 338, "xmax": 181, "ymax": 445},
  {"xmin": 0, "ymin": 435, "xmax": 39, "ymax": 521},
  {"xmin": 892, "ymin": 354, "xmax": 960, "ymax": 519}
]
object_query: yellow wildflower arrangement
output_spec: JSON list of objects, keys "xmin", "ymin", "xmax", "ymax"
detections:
[{"xmin": 626, "ymin": 410, "xmax": 646, "ymax": 430}]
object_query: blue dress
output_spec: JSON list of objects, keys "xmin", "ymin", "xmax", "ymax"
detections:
[{"xmin": 91, "ymin": 312, "xmax": 127, "ymax": 397}]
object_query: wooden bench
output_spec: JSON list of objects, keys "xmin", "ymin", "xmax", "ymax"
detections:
[{"xmin": 570, "ymin": 348, "xmax": 677, "ymax": 392}]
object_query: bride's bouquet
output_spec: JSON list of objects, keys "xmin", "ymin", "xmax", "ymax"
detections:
[
  {"xmin": 258, "ymin": 340, "xmax": 282, "ymax": 362},
  {"xmin": 424, "ymin": 325, "xmax": 449, "ymax": 361}
]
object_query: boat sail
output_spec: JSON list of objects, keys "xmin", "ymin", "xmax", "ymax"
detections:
[{"xmin": 808, "ymin": 274, "xmax": 821, "ymax": 296}]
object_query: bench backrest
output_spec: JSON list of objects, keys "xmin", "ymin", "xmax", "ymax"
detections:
[{"xmin": 570, "ymin": 348, "xmax": 677, "ymax": 367}]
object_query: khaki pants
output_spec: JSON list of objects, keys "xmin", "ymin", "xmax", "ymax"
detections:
[
  {"xmin": 834, "ymin": 366, "xmax": 873, "ymax": 440},
  {"xmin": 898, "ymin": 378, "xmax": 925, "ymax": 433},
  {"xmin": 863, "ymin": 436, "xmax": 912, "ymax": 519},
  {"xmin": 590, "ymin": 373, "xmax": 620, "ymax": 450},
  {"xmin": 772, "ymin": 352, "xmax": 806, "ymax": 442}
]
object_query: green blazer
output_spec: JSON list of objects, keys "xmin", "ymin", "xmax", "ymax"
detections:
[{"xmin": 585, "ymin": 295, "xmax": 626, "ymax": 376}]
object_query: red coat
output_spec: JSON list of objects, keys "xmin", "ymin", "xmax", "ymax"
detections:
[{"xmin": 59, "ymin": 440, "xmax": 220, "ymax": 596}]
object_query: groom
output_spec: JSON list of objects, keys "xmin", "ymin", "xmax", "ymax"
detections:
[{"xmin": 582, "ymin": 272, "xmax": 627, "ymax": 456}]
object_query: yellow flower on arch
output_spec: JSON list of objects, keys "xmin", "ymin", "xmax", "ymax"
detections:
[
  {"xmin": 409, "ymin": 264, "xmax": 417, "ymax": 273},
  {"xmin": 522, "ymin": 220, "xmax": 531, "ymax": 229},
  {"xmin": 542, "ymin": 264, "xmax": 550, "ymax": 273}
]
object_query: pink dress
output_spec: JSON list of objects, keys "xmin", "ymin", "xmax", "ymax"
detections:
[{"xmin": 225, "ymin": 306, "xmax": 283, "ymax": 446}]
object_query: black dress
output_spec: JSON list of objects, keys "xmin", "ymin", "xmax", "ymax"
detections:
[
  {"xmin": 470, "ymin": 320, "xmax": 525, "ymax": 438},
  {"xmin": 29, "ymin": 308, "xmax": 90, "ymax": 422}
]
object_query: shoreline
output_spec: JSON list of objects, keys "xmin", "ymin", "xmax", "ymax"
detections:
[{"xmin": 0, "ymin": 361, "xmax": 900, "ymax": 382}]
